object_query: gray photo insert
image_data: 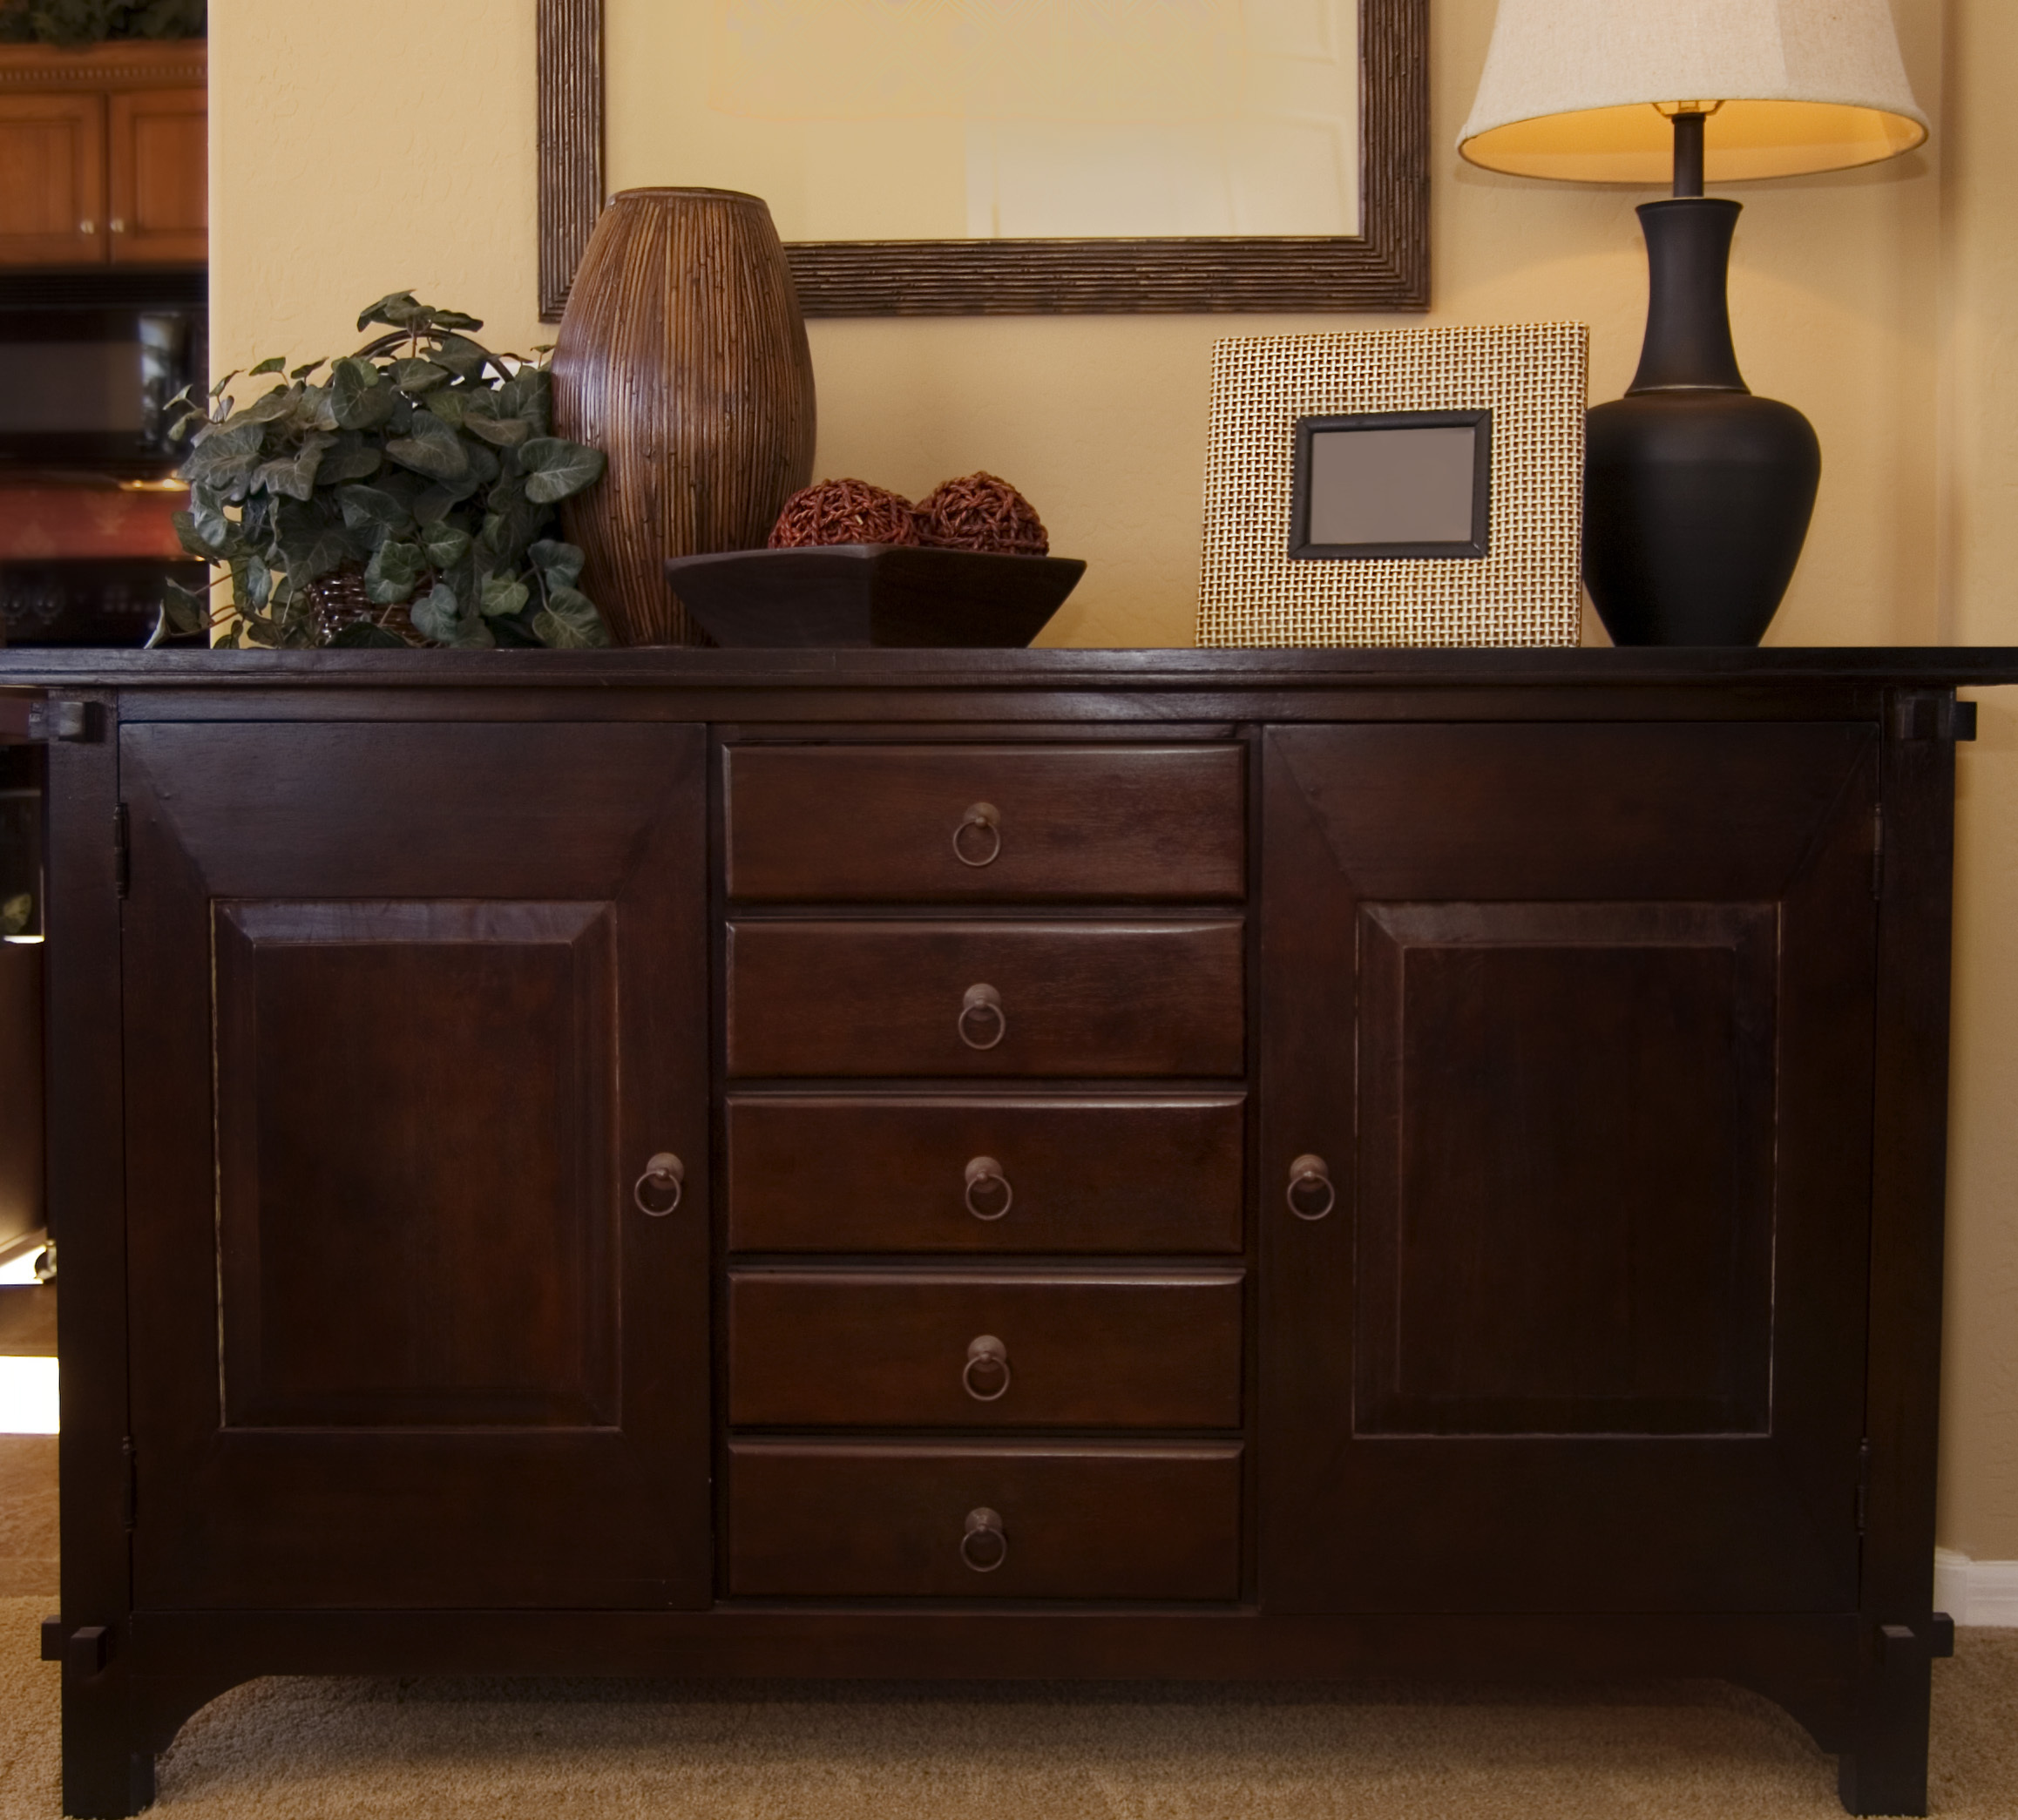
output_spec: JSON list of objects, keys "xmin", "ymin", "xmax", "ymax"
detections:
[{"xmin": 1289, "ymin": 409, "xmax": 1493, "ymax": 560}]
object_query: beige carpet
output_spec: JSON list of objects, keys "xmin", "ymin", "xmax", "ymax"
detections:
[
  {"xmin": 2, "ymin": 1593, "xmax": 2015, "ymax": 1820},
  {"xmin": 0, "ymin": 1440, "xmax": 55, "ymax": 1601}
]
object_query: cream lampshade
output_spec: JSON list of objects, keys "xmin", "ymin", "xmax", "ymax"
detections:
[
  {"xmin": 1459, "ymin": 0, "xmax": 1928, "ymax": 184},
  {"xmin": 1454, "ymin": 0, "xmax": 1927, "ymax": 646}
]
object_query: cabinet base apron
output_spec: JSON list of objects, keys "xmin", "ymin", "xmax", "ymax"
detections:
[{"xmin": 72, "ymin": 1608, "xmax": 1947, "ymax": 1817}]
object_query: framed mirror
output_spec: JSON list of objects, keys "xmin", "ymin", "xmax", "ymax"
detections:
[{"xmin": 538, "ymin": 0, "xmax": 1427, "ymax": 321}]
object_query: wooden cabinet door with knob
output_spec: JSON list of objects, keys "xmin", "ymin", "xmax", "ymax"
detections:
[
  {"xmin": 119, "ymin": 721, "xmax": 713, "ymax": 1610},
  {"xmin": 0, "ymin": 92, "xmax": 105, "ymax": 264},
  {"xmin": 1259, "ymin": 721, "xmax": 1880, "ymax": 1614},
  {"xmin": 106, "ymin": 86, "xmax": 205, "ymax": 263}
]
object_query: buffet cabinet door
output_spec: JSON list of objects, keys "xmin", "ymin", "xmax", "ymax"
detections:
[
  {"xmin": 122, "ymin": 722, "xmax": 712, "ymax": 1610},
  {"xmin": 1259, "ymin": 721, "xmax": 1879, "ymax": 1614}
]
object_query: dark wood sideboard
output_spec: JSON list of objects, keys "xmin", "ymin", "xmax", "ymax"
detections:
[{"xmin": 8, "ymin": 645, "xmax": 2015, "ymax": 1818}]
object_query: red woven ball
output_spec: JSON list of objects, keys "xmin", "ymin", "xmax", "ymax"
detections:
[
  {"xmin": 916, "ymin": 472, "xmax": 1049, "ymax": 557},
  {"xmin": 769, "ymin": 478, "xmax": 921, "ymax": 548}
]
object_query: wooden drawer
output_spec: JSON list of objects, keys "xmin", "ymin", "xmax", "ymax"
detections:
[
  {"xmin": 728, "ymin": 1440, "xmax": 1243, "ymax": 1599},
  {"xmin": 726, "ymin": 920, "xmax": 1245, "ymax": 1078},
  {"xmin": 728, "ymin": 1269, "xmax": 1243, "ymax": 1428},
  {"xmin": 725, "ymin": 743, "xmax": 1245, "ymax": 903},
  {"xmin": 726, "ymin": 1093, "xmax": 1245, "ymax": 1254}
]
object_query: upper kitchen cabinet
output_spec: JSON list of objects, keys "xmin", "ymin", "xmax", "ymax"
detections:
[{"xmin": 0, "ymin": 40, "xmax": 206, "ymax": 267}]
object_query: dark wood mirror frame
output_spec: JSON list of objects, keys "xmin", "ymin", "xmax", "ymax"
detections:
[{"xmin": 537, "ymin": 0, "xmax": 1428, "ymax": 322}]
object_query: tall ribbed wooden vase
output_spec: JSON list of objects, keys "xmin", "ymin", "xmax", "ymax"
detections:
[{"xmin": 552, "ymin": 188, "xmax": 816, "ymax": 646}]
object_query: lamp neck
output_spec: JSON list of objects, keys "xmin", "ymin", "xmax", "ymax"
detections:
[
  {"xmin": 1671, "ymin": 110, "xmax": 1706, "ymax": 198},
  {"xmin": 1627, "ymin": 198, "xmax": 1749, "ymax": 395}
]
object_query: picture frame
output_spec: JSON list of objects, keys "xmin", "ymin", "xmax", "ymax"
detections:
[
  {"xmin": 1197, "ymin": 324, "xmax": 1588, "ymax": 649},
  {"xmin": 1288, "ymin": 409, "xmax": 1494, "ymax": 562},
  {"xmin": 534, "ymin": 0, "xmax": 1429, "ymax": 321}
]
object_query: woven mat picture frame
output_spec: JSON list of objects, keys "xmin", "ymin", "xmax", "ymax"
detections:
[{"xmin": 1197, "ymin": 323, "xmax": 1588, "ymax": 647}]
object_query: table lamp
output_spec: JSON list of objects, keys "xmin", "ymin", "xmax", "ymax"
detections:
[{"xmin": 1459, "ymin": 0, "xmax": 1927, "ymax": 646}]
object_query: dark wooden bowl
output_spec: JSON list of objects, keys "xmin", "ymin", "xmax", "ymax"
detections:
[{"xmin": 661, "ymin": 545, "xmax": 1085, "ymax": 648}]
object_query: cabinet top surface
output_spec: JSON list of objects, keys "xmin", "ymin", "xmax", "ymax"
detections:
[{"xmin": 0, "ymin": 645, "xmax": 2014, "ymax": 693}]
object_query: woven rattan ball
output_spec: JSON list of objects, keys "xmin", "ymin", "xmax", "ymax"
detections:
[
  {"xmin": 769, "ymin": 478, "xmax": 921, "ymax": 548},
  {"xmin": 916, "ymin": 472, "xmax": 1050, "ymax": 557}
]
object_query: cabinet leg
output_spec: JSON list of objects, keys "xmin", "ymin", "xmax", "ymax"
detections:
[
  {"xmin": 1837, "ymin": 1620, "xmax": 1949, "ymax": 1817},
  {"xmin": 61, "ymin": 1657, "xmax": 156, "ymax": 1817}
]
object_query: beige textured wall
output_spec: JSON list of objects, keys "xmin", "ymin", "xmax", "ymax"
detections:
[
  {"xmin": 1935, "ymin": 0, "xmax": 2018, "ymax": 1561},
  {"xmin": 210, "ymin": 1, "xmax": 2018, "ymax": 1550}
]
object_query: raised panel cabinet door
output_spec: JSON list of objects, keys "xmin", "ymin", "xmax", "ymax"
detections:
[
  {"xmin": 1259, "ymin": 722, "xmax": 1880, "ymax": 1614},
  {"xmin": 121, "ymin": 722, "xmax": 712, "ymax": 1610},
  {"xmin": 106, "ymin": 87, "xmax": 205, "ymax": 263},
  {"xmin": 0, "ymin": 93, "xmax": 105, "ymax": 263}
]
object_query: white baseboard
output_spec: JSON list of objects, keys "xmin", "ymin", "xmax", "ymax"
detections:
[{"xmin": 1935, "ymin": 1548, "xmax": 2018, "ymax": 1626}]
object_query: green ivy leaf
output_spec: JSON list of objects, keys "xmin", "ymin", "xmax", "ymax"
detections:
[
  {"xmin": 421, "ymin": 522, "xmax": 472, "ymax": 572},
  {"xmin": 336, "ymin": 484, "xmax": 411, "ymax": 547},
  {"xmin": 295, "ymin": 387, "xmax": 340, "ymax": 434},
  {"xmin": 317, "ymin": 433, "xmax": 383, "ymax": 485},
  {"xmin": 290, "ymin": 359, "xmax": 328, "ymax": 382},
  {"xmin": 527, "ymin": 539, "xmax": 586, "ymax": 589},
  {"xmin": 171, "ymin": 505, "xmax": 229, "ymax": 559},
  {"xmin": 243, "ymin": 552, "xmax": 273, "ymax": 610},
  {"xmin": 532, "ymin": 585, "xmax": 610, "ymax": 648},
  {"xmin": 430, "ymin": 334, "xmax": 493, "ymax": 382},
  {"xmin": 229, "ymin": 386, "xmax": 298, "ymax": 430},
  {"xmin": 479, "ymin": 574, "xmax": 530, "ymax": 619},
  {"xmin": 329, "ymin": 357, "xmax": 394, "ymax": 431},
  {"xmin": 249, "ymin": 355, "xmax": 288, "ymax": 376},
  {"xmin": 384, "ymin": 411, "xmax": 470, "ymax": 482},
  {"xmin": 163, "ymin": 579, "xmax": 209, "ymax": 635},
  {"xmin": 495, "ymin": 369, "xmax": 552, "ymax": 435},
  {"xmin": 274, "ymin": 501, "xmax": 358, "ymax": 585},
  {"xmin": 181, "ymin": 420, "xmax": 268, "ymax": 490},
  {"xmin": 357, "ymin": 291, "xmax": 425, "ymax": 333},
  {"xmin": 364, "ymin": 538, "xmax": 425, "ymax": 605},
  {"xmin": 518, "ymin": 437, "xmax": 606, "ymax": 505},
  {"xmin": 251, "ymin": 434, "xmax": 334, "ymax": 502},
  {"xmin": 425, "ymin": 308, "xmax": 485, "ymax": 335},
  {"xmin": 408, "ymin": 581, "xmax": 463, "ymax": 644},
  {"xmin": 461, "ymin": 410, "xmax": 532, "ymax": 449},
  {"xmin": 390, "ymin": 358, "xmax": 450, "ymax": 396}
]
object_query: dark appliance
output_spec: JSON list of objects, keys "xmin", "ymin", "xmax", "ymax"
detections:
[
  {"xmin": 0, "ymin": 267, "xmax": 207, "ymax": 481},
  {"xmin": 0, "ymin": 555, "xmax": 207, "ymax": 646}
]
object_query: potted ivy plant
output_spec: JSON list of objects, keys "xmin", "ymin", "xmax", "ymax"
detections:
[{"xmin": 171, "ymin": 294, "xmax": 611, "ymax": 649}]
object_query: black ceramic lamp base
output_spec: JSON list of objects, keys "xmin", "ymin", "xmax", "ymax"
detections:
[{"xmin": 1583, "ymin": 195, "xmax": 1821, "ymax": 647}]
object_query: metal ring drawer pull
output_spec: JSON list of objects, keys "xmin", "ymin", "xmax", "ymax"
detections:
[
  {"xmin": 1285, "ymin": 1154, "xmax": 1336, "ymax": 1221},
  {"xmin": 953, "ymin": 802, "xmax": 1002, "ymax": 868},
  {"xmin": 962, "ymin": 1334, "xmax": 1011, "ymax": 1402},
  {"xmin": 958, "ymin": 983, "xmax": 1006, "ymax": 1051},
  {"xmin": 633, "ymin": 1152, "xmax": 685, "ymax": 1216},
  {"xmin": 961, "ymin": 1506, "xmax": 1008, "ymax": 1573},
  {"xmin": 963, "ymin": 1155, "xmax": 1012, "ymax": 1221}
]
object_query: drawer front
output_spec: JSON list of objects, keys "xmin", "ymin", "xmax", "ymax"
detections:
[
  {"xmin": 727, "ymin": 920, "xmax": 1245, "ymax": 1078},
  {"xmin": 725, "ymin": 744, "xmax": 1246, "ymax": 903},
  {"xmin": 726, "ymin": 1093, "xmax": 1245, "ymax": 1254},
  {"xmin": 728, "ymin": 1441, "xmax": 1243, "ymax": 1599},
  {"xmin": 728, "ymin": 1269, "xmax": 1244, "ymax": 1428}
]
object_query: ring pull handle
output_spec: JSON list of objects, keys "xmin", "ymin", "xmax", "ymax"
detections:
[
  {"xmin": 958, "ymin": 983, "xmax": 1006, "ymax": 1052},
  {"xmin": 961, "ymin": 1506, "xmax": 1008, "ymax": 1573},
  {"xmin": 953, "ymin": 802, "xmax": 1002, "ymax": 868},
  {"xmin": 1285, "ymin": 1153, "xmax": 1336, "ymax": 1222},
  {"xmin": 633, "ymin": 1151, "xmax": 685, "ymax": 1216},
  {"xmin": 962, "ymin": 1334, "xmax": 1012, "ymax": 1402},
  {"xmin": 963, "ymin": 1155, "xmax": 1012, "ymax": 1221}
]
